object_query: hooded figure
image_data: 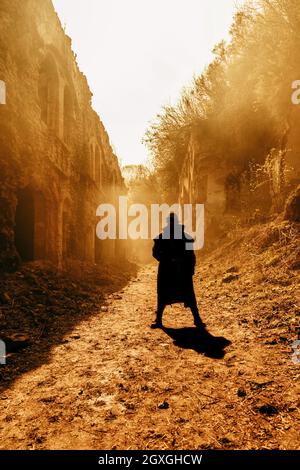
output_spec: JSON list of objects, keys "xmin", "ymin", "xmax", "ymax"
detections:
[{"xmin": 151, "ymin": 213, "xmax": 205, "ymax": 329}]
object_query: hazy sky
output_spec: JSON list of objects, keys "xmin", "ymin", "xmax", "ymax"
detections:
[{"xmin": 52, "ymin": 0, "xmax": 243, "ymax": 166}]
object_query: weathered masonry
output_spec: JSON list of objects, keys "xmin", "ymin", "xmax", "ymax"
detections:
[
  {"xmin": 0, "ymin": 0, "xmax": 125, "ymax": 270},
  {"xmin": 179, "ymin": 112, "xmax": 300, "ymax": 240}
]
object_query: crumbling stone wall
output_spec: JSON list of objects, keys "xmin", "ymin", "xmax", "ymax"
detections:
[
  {"xmin": 0, "ymin": 0, "xmax": 125, "ymax": 270},
  {"xmin": 179, "ymin": 132, "xmax": 231, "ymax": 227},
  {"xmin": 178, "ymin": 119, "xmax": 300, "ymax": 234}
]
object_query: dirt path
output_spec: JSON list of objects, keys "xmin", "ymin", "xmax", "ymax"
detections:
[{"xmin": 0, "ymin": 263, "xmax": 299, "ymax": 450}]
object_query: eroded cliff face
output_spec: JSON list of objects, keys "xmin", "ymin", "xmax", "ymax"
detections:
[{"xmin": 0, "ymin": 0, "xmax": 125, "ymax": 271}]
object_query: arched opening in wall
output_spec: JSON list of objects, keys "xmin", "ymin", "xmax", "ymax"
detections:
[
  {"xmin": 225, "ymin": 174, "xmax": 241, "ymax": 213},
  {"xmin": 15, "ymin": 188, "xmax": 35, "ymax": 261},
  {"xmin": 63, "ymin": 85, "xmax": 74, "ymax": 145},
  {"xmin": 38, "ymin": 55, "xmax": 59, "ymax": 134},
  {"xmin": 95, "ymin": 146, "xmax": 101, "ymax": 185}
]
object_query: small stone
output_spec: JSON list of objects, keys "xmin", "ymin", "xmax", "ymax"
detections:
[
  {"xmin": 125, "ymin": 403, "xmax": 135, "ymax": 410},
  {"xmin": 257, "ymin": 404, "xmax": 278, "ymax": 416},
  {"xmin": 69, "ymin": 334, "xmax": 80, "ymax": 340},
  {"xmin": 237, "ymin": 387, "xmax": 247, "ymax": 397},
  {"xmin": 226, "ymin": 266, "xmax": 239, "ymax": 273},
  {"xmin": 158, "ymin": 401, "xmax": 169, "ymax": 410},
  {"xmin": 0, "ymin": 292, "xmax": 11, "ymax": 304},
  {"xmin": 219, "ymin": 437, "xmax": 232, "ymax": 446},
  {"xmin": 222, "ymin": 273, "xmax": 239, "ymax": 283},
  {"xmin": 279, "ymin": 336, "xmax": 288, "ymax": 343},
  {"xmin": 266, "ymin": 338, "xmax": 277, "ymax": 345}
]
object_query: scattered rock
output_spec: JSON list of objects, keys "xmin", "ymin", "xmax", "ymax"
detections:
[
  {"xmin": 125, "ymin": 403, "xmax": 135, "ymax": 410},
  {"xmin": 279, "ymin": 336, "xmax": 288, "ymax": 343},
  {"xmin": 249, "ymin": 381, "xmax": 273, "ymax": 391},
  {"xmin": 237, "ymin": 387, "xmax": 247, "ymax": 397},
  {"xmin": 257, "ymin": 404, "xmax": 279, "ymax": 416},
  {"xmin": 158, "ymin": 401, "xmax": 169, "ymax": 410},
  {"xmin": 40, "ymin": 397, "xmax": 56, "ymax": 404},
  {"xmin": 226, "ymin": 266, "xmax": 239, "ymax": 273},
  {"xmin": 218, "ymin": 437, "xmax": 233, "ymax": 446},
  {"xmin": 265, "ymin": 338, "xmax": 277, "ymax": 345},
  {"xmin": 0, "ymin": 292, "xmax": 11, "ymax": 304},
  {"xmin": 222, "ymin": 273, "xmax": 239, "ymax": 283},
  {"xmin": 49, "ymin": 415, "xmax": 60, "ymax": 423}
]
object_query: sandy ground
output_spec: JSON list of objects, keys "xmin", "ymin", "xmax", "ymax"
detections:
[{"xmin": 0, "ymin": 260, "xmax": 299, "ymax": 450}]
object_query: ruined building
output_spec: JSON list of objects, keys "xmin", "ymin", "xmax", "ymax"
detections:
[
  {"xmin": 179, "ymin": 128, "xmax": 244, "ymax": 241},
  {"xmin": 179, "ymin": 111, "xmax": 300, "ymax": 240},
  {"xmin": 0, "ymin": 0, "xmax": 125, "ymax": 270}
]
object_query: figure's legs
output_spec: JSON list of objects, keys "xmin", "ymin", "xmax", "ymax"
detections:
[
  {"xmin": 190, "ymin": 300, "xmax": 206, "ymax": 329},
  {"xmin": 151, "ymin": 302, "xmax": 165, "ymax": 328}
]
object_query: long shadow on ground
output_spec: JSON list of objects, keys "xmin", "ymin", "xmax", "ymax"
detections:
[
  {"xmin": 162, "ymin": 327, "xmax": 231, "ymax": 359},
  {"xmin": 0, "ymin": 260, "xmax": 137, "ymax": 393}
]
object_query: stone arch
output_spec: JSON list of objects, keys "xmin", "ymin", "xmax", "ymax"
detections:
[
  {"xmin": 14, "ymin": 187, "xmax": 47, "ymax": 261},
  {"xmin": 38, "ymin": 54, "xmax": 60, "ymax": 134}
]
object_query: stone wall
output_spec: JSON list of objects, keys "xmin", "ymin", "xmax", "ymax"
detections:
[
  {"xmin": 0, "ymin": 0, "xmax": 125, "ymax": 270},
  {"xmin": 179, "ymin": 112, "xmax": 300, "ymax": 236},
  {"xmin": 179, "ymin": 133, "xmax": 230, "ymax": 229}
]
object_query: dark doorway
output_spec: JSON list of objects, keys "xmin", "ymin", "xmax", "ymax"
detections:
[{"xmin": 15, "ymin": 188, "xmax": 35, "ymax": 261}]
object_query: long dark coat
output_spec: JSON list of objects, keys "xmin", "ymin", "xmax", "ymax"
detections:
[{"xmin": 153, "ymin": 225, "xmax": 197, "ymax": 308}]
